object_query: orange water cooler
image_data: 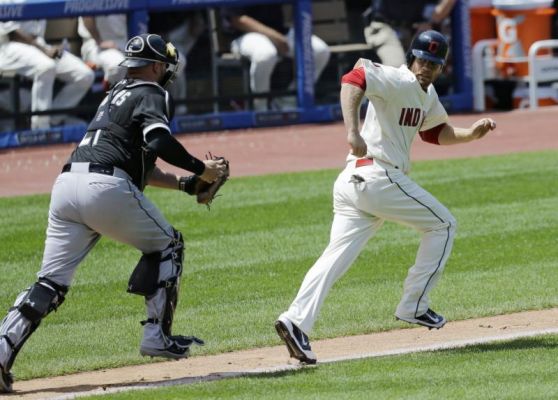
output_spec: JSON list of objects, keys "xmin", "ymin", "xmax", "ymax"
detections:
[
  {"xmin": 470, "ymin": 0, "xmax": 497, "ymax": 45},
  {"xmin": 492, "ymin": 0, "xmax": 555, "ymax": 77}
]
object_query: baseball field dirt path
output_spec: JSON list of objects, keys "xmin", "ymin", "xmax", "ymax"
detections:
[
  {"xmin": 9, "ymin": 309, "xmax": 558, "ymax": 399},
  {"xmin": 1, "ymin": 106, "xmax": 557, "ymax": 398}
]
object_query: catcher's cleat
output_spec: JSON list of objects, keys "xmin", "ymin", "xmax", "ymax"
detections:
[
  {"xmin": 275, "ymin": 314, "xmax": 317, "ymax": 364},
  {"xmin": 140, "ymin": 335, "xmax": 204, "ymax": 360},
  {"xmin": 396, "ymin": 308, "xmax": 446, "ymax": 329},
  {"xmin": 0, "ymin": 363, "xmax": 13, "ymax": 393}
]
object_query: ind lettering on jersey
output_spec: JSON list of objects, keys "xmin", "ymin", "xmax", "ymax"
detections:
[{"xmin": 398, "ymin": 108, "xmax": 425, "ymax": 127}]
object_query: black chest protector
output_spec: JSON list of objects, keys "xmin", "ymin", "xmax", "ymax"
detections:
[{"xmin": 69, "ymin": 79, "xmax": 171, "ymax": 190}]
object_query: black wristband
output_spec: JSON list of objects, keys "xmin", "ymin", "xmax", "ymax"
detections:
[{"xmin": 178, "ymin": 175, "xmax": 199, "ymax": 195}]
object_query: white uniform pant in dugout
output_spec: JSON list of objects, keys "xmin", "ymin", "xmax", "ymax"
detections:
[
  {"xmin": 284, "ymin": 159, "xmax": 457, "ymax": 334},
  {"xmin": 231, "ymin": 28, "xmax": 330, "ymax": 111},
  {"xmin": 0, "ymin": 42, "xmax": 94, "ymax": 129}
]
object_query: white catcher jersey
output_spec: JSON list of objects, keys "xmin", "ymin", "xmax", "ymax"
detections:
[{"xmin": 348, "ymin": 59, "xmax": 448, "ymax": 173}]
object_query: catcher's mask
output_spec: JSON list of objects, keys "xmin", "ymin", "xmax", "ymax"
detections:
[
  {"xmin": 406, "ymin": 30, "xmax": 449, "ymax": 68},
  {"xmin": 120, "ymin": 33, "xmax": 180, "ymax": 88}
]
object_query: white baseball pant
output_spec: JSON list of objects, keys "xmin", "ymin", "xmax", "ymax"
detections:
[
  {"xmin": 231, "ymin": 28, "xmax": 331, "ymax": 110},
  {"xmin": 0, "ymin": 42, "xmax": 94, "ymax": 129},
  {"xmin": 284, "ymin": 159, "xmax": 457, "ymax": 334}
]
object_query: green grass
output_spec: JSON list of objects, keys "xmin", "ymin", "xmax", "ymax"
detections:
[
  {"xmin": 96, "ymin": 334, "xmax": 558, "ymax": 400},
  {"xmin": 0, "ymin": 150, "xmax": 556, "ymax": 380}
]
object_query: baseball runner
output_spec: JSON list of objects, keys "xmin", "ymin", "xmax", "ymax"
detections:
[
  {"xmin": 0, "ymin": 33, "xmax": 228, "ymax": 393},
  {"xmin": 275, "ymin": 30, "xmax": 496, "ymax": 364}
]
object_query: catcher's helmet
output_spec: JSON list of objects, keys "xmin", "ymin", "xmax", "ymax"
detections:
[
  {"xmin": 119, "ymin": 33, "xmax": 180, "ymax": 87},
  {"xmin": 406, "ymin": 30, "xmax": 449, "ymax": 67}
]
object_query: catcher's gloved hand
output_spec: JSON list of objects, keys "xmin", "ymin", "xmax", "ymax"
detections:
[{"xmin": 178, "ymin": 156, "xmax": 230, "ymax": 208}]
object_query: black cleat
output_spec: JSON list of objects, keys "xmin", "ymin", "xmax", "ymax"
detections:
[
  {"xmin": 396, "ymin": 308, "xmax": 446, "ymax": 329},
  {"xmin": 275, "ymin": 314, "xmax": 317, "ymax": 364},
  {"xmin": 0, "ymin": 363, "xmax": 13, "ymax": 393},
  {"xmin": 140, "ymin": 335, "xmax": 204, "ymax": 360}
]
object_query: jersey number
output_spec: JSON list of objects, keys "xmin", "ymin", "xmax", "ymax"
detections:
[
  {"xmin": 111, "ymin": 90, "xmax": 131, "ymax": 106},
  {"xmin": 78, "ymin": 129, "xmax": 101, "ymax": 147}
]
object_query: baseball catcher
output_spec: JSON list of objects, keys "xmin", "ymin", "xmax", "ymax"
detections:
[{"xmin": 0, "ymin": 33, "xmax": 229, "ymax": 393}]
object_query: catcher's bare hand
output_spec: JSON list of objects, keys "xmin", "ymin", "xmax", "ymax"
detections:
[
  {"xmin": 348, "ymin": 131, "xmax": 367, "ymax": 157},
  {"xmin": 200, "ymin": 158, "xmax": 227, "ymax": 183},
  {"xmin": 470, "ymin": 118, "xmax": 496, "ymax": 140}
]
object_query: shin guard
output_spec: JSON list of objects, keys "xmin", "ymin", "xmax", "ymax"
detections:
[{"xmin": 0, "ymin": 278, "xmax": 67, "ymax": 371}]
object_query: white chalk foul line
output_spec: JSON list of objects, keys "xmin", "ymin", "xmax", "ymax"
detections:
[
  {"xmin": 319, "ymin": 327, "xmax": 558, "ymax": 364},
  {"xmin": 48, "ymin": 327, "xmax": 558, "ymax": 400}
]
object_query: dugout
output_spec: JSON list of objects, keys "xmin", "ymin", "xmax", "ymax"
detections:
[{"xmin": 0, "ymin": 0, "xmax": 473, "ymax": 149}]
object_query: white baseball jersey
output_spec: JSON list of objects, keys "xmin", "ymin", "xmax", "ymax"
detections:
[
  {"xmin": 348, "ymin": 59, "xmax": 448, "ymax": 173},
  {"xmin": 77, "ymin": 15, "xmax": 128, "ymax": 50},
  {"xmin": 17, "ymin": 20, "xmax": 49, "ymax": 47},
  {"xmin": 0, "ymin": 21, "xmax": 18, "ymax": 44}
]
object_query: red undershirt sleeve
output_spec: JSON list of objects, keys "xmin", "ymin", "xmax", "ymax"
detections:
[
  {"xmin": 419, "ymin": 123, "xmax": 446, "ymax": 145},
  {"xmin": 341, "ymin": 67, "xmax": 366, "ymax": 90}
]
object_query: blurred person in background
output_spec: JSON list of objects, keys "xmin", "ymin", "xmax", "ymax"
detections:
[
  {"xmin": 363, "ymin": 0, "xmax": 456, "ymax": 67},
  {"xmin": 222, "ymin": 5, "xmax": 331, "ymax": 111},
  {"xmin": 78, "ymin": 14, "xmax": 127, "ymax": 89},
  {"xmin": 150, "ymin": 11, "xmax": 206, "ymax": 115},
  {"xmin": 0, "ymin": 19, "xmax": 94, "ymax": 129}
]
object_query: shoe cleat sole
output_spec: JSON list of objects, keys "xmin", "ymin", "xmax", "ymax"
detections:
[{"xmin": 274, "ymin": 321, "xmax": 317, "ymax": 365}]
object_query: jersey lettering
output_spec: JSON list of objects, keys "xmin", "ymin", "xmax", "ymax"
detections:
[{"xmin": 398, "ymin": 108, "xmax": 423, "ymax": 127}]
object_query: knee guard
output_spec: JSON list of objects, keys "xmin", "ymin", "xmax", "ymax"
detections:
[
  {"xmin": 128, "ymin": 229, "xmax": 184, "ymax": 336},
  {"xmin": 0, "ymin": 278, "xmax": 67, "ymax": 371}
]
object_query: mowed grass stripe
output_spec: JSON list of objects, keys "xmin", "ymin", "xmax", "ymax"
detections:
[
  {"xmin": 0, "ymin": 151, "xmax": 556, "ymax": 380},
  {"xmin": 93, "ymin": 334, "xmax": 558, "ymax": 400}
]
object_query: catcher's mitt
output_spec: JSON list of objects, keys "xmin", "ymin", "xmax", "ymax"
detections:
[{"xmin": 179, "ymin": 157, "xmax": 230, "ymax": 208}]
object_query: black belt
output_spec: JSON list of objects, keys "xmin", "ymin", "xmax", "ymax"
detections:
[{"xmin": 62, "ymin": 163, "xmax": 115, "ymax": 176}]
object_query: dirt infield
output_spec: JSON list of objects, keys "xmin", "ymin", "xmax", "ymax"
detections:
[
  {"xmin": 1, "ymin": 106, "xmax": 557, "ymax": 197},
  {"xmin": 1, "ymin": 106, "xmax": 558, "ymax": 398},
  {"xmin": 9, "ymin": 309, "xmax": 558, "ymax": 399}
]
